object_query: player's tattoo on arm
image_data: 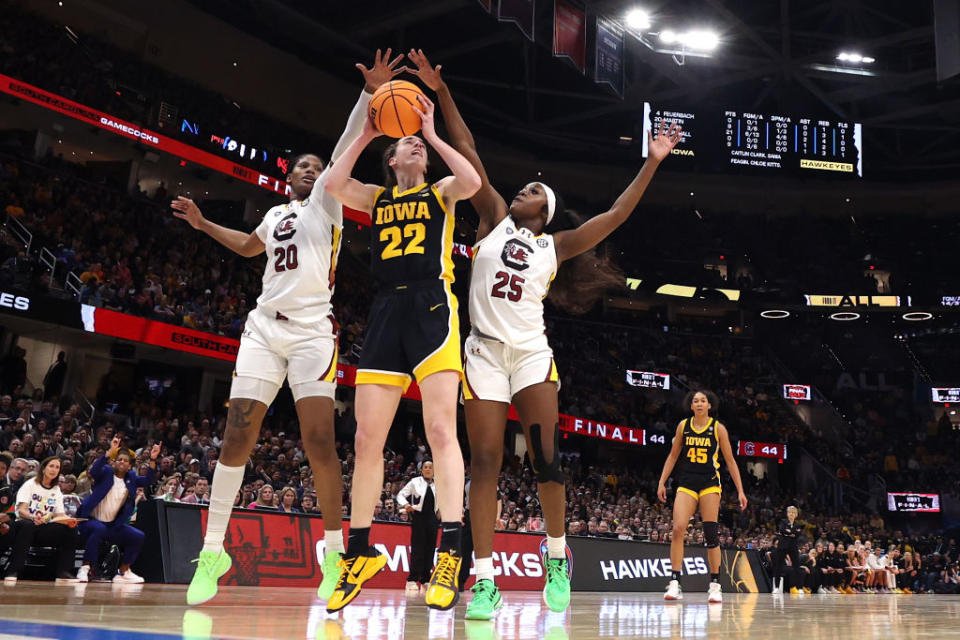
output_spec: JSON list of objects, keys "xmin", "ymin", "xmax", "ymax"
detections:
[{"xmin": 227, "ymin": 400, "xmax": 258, "ymax": 431}]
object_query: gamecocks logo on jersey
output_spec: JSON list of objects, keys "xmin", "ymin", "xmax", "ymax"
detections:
[
  {"xmin": 273, "ymin": 212, "xmax": 298, "ymax": 241},
  {"xmin": 501, "ymin": 238, "xmax": 533, "ymax": 271}
]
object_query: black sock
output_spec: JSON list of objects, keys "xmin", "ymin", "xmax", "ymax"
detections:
[
  {"xmin": 711, "ymin": 573, "xmax": 720, "ymax": 584},
  {"xmin": 347, "ymin": 527, "xmax": 370, "ymax": 556},
  {"xmin": 671, "ymin": 571, "xmax": 682, "ymax": 582},
  {"xmin": 439, "ymin": 521, "xmax": 462, "ymax": 552}
]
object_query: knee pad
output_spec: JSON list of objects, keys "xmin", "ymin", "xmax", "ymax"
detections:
[
  {"xmin": 703, "ymin": 521, "xmax": 720, "ymax": 549},
  {"xmin": 290, "ymin": 379, "xmax": 335, "ymax": 402},
  {"xmin": 229, "ymin": 376, "xmax": 280, "ymax": 406},
  {"xmin": 529, "ymin": 423, "xmax": 565, "ymax": 484}
]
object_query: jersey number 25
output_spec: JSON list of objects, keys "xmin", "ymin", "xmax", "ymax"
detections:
[{"xmin": 491, "ymin": 271, "xmax": 525, "ymax": 302}]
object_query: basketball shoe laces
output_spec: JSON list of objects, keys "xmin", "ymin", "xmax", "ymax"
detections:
[
  {"xmin": 433, "ymin": 552, "xmax": 458, "ymax": 588},
  {"xmin": 333, "ymin": 557, "xmax": 353, "ymax": 591},
  {"xmin": 546, "ymin": 557, "xmax": 566, "ymax": 583}
]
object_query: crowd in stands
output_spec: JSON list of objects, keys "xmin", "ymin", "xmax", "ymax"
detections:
[{"xmin": 1, "ymin": 360, "xmax": 955, "ymax": 592}]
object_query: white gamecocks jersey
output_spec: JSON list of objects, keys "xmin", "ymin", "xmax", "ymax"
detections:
[
  {"xmin": 251, "ymin": 90, "xmax": 370, "ymax": 330},
  {"xmin": 254, "ymin": 183, "xmax": 342, "ymax": 330},
  {"xmin": 469, "ymin": 216, "xmax": 557, "ymax": 349}
]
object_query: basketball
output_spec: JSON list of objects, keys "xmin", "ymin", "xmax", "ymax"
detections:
[{"xmin": 369, "ymin": 80, "xmax": 425, "ymax": 138}]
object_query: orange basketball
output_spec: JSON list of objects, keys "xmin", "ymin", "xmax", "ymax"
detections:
[{"xmin": 369, "ymin": 80, "xmax": 425, "ymax": 138}]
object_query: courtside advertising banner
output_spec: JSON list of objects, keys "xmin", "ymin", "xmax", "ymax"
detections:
[{"xmin": 158, "ymin": 503, "xmax": 767, "ymax": 591}]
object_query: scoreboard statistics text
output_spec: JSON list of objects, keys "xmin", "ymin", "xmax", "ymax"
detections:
[{"xmin": 643, "ymin": 103, "xmax": 863, "ymax": 177}]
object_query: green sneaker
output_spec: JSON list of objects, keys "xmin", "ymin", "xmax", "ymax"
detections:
[
  {"xmin": 186, "ymin": 550, "xmax": 232, "ymax": 605},
  {"xmin": 317, "ymin": 550, "xmax": 343, "ymax": 600},
  {"xmin": 543, "ymin": 557, "xmax": 571, "ymax": 612},
  {"xmin": 465, "ymin": 579, "xmax": 503, "ymax": 620}
]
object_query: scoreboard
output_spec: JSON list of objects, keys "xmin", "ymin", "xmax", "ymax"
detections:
[
  {"xmin": 737, "ymin": 440, "xmax": 787, "ymax": 460},
  {"xmin": 642, "ymin": 104, "xmax": 864, "ymax": 177},
  {"xmin": 931, "ymin": 388, "xmax": 960, "ymax": 403},
  {"xmin": 887, "ymin": 493, "xmax": 940, "ymax": 513}
]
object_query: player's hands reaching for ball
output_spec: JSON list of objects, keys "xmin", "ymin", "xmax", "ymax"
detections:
[
  {"xmin": 171, "ymin": 197, "xmax": 205, "ymax": 230},
  {"xmin": 406, "ymin": 49, "xmax": 443, "ymax": 91},
  {"xmin": 357, "ymin": 48, "xmax": 405, "ymax": 93},
  {"xmin": 647, "ymin": 120, "xmax": 683, "ymax": 164},
  {"xmin": 738, "ymin": 491, "xmax": 748, "ymax": 511},
  {"xmin": 657, "ymin": 484, "xmax": 667, "ymax": 504},
  {"xmin": 411, "ymin": 94, "xmax": 438, "ymax": 142}
]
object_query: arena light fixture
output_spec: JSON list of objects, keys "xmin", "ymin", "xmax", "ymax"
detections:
[
  {"xmin": 902, "ymin": 312, "xmax": 933, "ymax": 321},
  {"xmin": 625, "ymin": 8, "xmax": 651, "ymax": 31},
  {"xmin": 837, "ymin": 52, "xmax": 875, "ymax": 64},
  {"xmin": 760, "ymin": 310, "xmax": 790, "ymax": 319},
  {"xmin": 829, "ymin": 311, "xmax": 861, "ymax": 321}
]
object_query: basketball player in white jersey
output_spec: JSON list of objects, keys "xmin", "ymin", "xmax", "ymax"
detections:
[
  {"xmin": 407, "ymin": 50, "xmax": 681, "ymax": 618},
  {"xmin": 170, "ymin": 50, "xmax": 405, "ymax": 606}
]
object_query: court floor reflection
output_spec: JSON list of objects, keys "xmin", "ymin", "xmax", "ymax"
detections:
[{"xmin": 0, "ymin": 582, "xmax": 956, "ymax": 639}]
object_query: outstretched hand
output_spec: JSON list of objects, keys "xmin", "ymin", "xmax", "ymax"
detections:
[
  {"xmin": 406, "ymin": 49, "xmax": 443, "ymax": 91},
  {"xmin": 411, "ymin": 94, "xmax": 437, "ymax": 141},
  {"xmin": 357, "ymin": 48, "xmax": 405, "ymax": 93},
  {"xmin": 647, "ymin": 120, "xmax": 683, "ymax": 163},
  {"xmin": 171, "ymin": 197, "xmax": 204, "ymax": 230},
  {"xmin": 108, "ymin": 435, "xmax": 122, "ymax": 456},
  {"xmin": 149, "ymin": 443, "xmax": 161, "ymax": 461}
]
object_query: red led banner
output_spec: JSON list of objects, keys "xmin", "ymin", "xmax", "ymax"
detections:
[
  {"xmin": 0, "ymin": 74, "xmax": 369, "ymax": 224},
  {"xmin": 77, "ymin": 305, "xmax": 645, "ymax": 444}
]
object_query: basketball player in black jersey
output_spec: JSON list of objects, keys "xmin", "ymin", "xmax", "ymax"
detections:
[
  {"xmin": 324, "ymin": 89, "xmax": 481, "ymax": 612},
  {"xmin": 657, "ymin": 390, "xmax": 747, "ymax": 602}
]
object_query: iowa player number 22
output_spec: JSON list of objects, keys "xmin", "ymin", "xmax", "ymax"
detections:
[{"xmin": 380, "ymin": 223, "xmax": 426, "ymax": 260}]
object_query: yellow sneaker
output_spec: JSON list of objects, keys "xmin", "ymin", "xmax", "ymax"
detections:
[
  {"xmin": 325, "ymin": 550, "xmax": 387, "ymax": 613},
  {"xmin": 424, "ymin": 550, "xmax": 462, "ymax": 610}
]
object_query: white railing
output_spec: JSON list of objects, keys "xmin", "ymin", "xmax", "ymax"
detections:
[
  {"xmin": 65, "ymin": 271, "xmax": 83, "ymax": 298},
  {"xmin": 3, "ymin": 214, "xmax": 32, "ymax": 252}
]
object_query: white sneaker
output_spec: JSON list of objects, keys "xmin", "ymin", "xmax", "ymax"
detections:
[
  {"xmin": 405, "ymin": 581, "xmax": 420, "ymax": 596},
  {"xmin": 3, "ymin": 576, "xmax": 16, "ymax": 585},
  {"xmin": 708, "ymin": 582, "xmax": 722, "ymax": 603},
  {"xmin": 664, "ymin": 579, "xmax": 683, "ymax": 601},
  {"xmin": 76, "ymin": 566, "xmax": 90, "ymax": 583},
  {"xmin": 817, "ymin": 587, "xmax": 826, "ymax": 594},
  {"xmin": 113, "ymin": 569, "xmax": 145, "ymax": 584}
]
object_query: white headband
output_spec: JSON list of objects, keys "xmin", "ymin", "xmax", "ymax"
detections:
[{"xmin": 527, "ymin": 182, "xmax": 557, "ymax": 225}]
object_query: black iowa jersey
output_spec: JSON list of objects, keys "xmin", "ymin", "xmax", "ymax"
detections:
[
  {"xmin": 676, "ymin": 417, "xmax": 721, "ymax": 480},
  {"xmin": 370, "ymin": 182, "xmax": 455, "ymax": 286}
]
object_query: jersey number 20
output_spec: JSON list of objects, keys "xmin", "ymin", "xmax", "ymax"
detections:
[{"xmin": 274, "ymin": 245, "xmax": 299, "ymax": 272}]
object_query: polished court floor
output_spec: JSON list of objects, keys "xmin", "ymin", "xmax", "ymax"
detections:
[{"xmin": 0, "ymin": 582, "xmax": 957, "ymax": 639}]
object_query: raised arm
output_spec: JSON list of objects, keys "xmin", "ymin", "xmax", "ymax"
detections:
[
  {"xmin": 717, "ymin": 423, "xmax": 748, "ymax": 510},
  {"xmin": 407, "ymin": 49, "xmax": 506, "ymax": 237},
  {"xmin": 412, "ymin": 94, "xmax": 481, "ymax": 205},
  {"xmin": 657, "ymin": 421, "xmax": 687, "ymax": 503},
  {"xmin": 323, "ymin": 117, "xmax": 382, "ymax": 215},
  {"xmin": 554, "ymin": 121, "xmax": 682, "ymax": 263},
  {"xmin": 328, "ymin": 49, "xmax": 405, "ymax": 165},
  {"xmin": 171, "ymin": 197, "xmax": 265, "ymax": 257}
]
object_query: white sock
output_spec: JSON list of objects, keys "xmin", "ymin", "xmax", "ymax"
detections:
[
  {"xmin": 324, "ymin": 528, "xmax": 345, "ymax": 554},
  {"xmin": 202, "ymin": 463, "xmax": 245, "ymax": 553},
  {"xmin": 547, "ymin": 535, "xmax": 566, "ymax": 560},
  {"xmin": 475, "ymin": 557, "xmax": 495, "ymax": 583}
]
